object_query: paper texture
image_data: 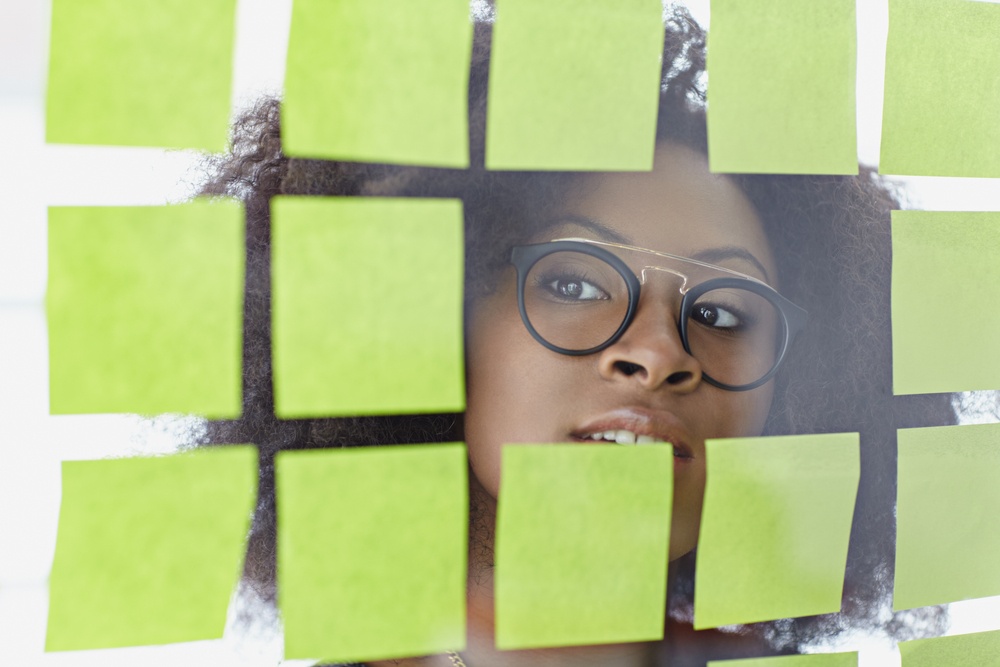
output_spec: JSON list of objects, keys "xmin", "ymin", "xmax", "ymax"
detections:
[
  {"xmin": 277, "ymin": 444, "xmax": 467, "ymax": 662},
  {"xmin": 46, "ymin": 202, "xmax": 244, "ymax": 418},
  {"xmin": 894, "ymin": 424, "xmax": 1000, "ymax": 610},
  {"xmin": 495, "ymin": 444, "xmax": 673, "ymax": 648},
  {"xmin": 486, "ymin": 0, "xmax": 664, "ymax": 170},
  {"xmin": 707, "ymin": 0, "xmax": 857, "ymax": 174},
  {"xmin": 271, "ymin": 196, "xmax": 465, "ymax": 417},
  {"xmin": 45, "ymin": 447, "xmax": 257, "ymax": 650},
  {"xmin": 282, "ymin": 0, "xmax": 471, "ymax": 166},
  {"xmin": 694, "ymin": 433, "xmax": 859, "ymax": 629},
  {"xmin": 46, "ymin": 0, "xmax": 236, "ymax": 150}
]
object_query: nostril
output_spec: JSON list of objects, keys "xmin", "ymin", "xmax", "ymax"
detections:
[
  {"xmin": 614, "ymin": 361, "xmax": 644, "ymax": 376},
  {"xmin": 666, "ymin": 371, "xmax": 693, "ymax": 385}
]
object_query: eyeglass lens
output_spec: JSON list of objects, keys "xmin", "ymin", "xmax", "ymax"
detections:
[{"xmin": 522, "ymin": 249, "xmax": 784, "ymax": 388}]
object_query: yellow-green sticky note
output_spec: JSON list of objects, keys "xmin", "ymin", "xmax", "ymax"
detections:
[
  {"xmin": 485, "ymin": 0, "xmax": 664, "ymax": 171},
  {"xmin": 282, "ymin": 0, "xmax": 471, "ymax": 166},
  {"xmin": 900, "ymin": 630, "xmax": 1000, "ymax": 667},
  {"xmin": 894, "ymin": 424, "xmax": 1000, "ymax": 610},
  {"xmin": 891, "ymin": 211, "xmax": 1000, "ymax": 395},
  {"xmin": 277, "ymin": 444, "xmax": 467, "ymax": 663},
  {"xmin": 706, "ymin": 0, "xmax": 858, "ymax": 175},
  {"xmin": 46, "ymin": 0, "xmax": 236, "ymax": 150},
  {"xmin": 694, "ymin": 433, "xmax": 859, "ymax": 629},
  {"xmin": 271, "ymin": 197, "xmax": 465, "ymax": 418},
  {"xmin": 880, "ymin": 0, "xmax": 1000, "ymax": 177},
  {"xmin": 45, "ymin": 446, "xmax": 257, "ymax": 651},
  {"xmin": 709, "ymin": 653, "xmax": 857, "ymax": 667},
  {"xmin": 494, "ymin": 444, "xmax": 673, "ymax": 649},
  {"xmin": 46, "ymin": 202, "xmax": 244, "ymax": 418}
]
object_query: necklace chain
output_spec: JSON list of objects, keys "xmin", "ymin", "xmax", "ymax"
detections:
[{"xmin": 446, "ymin": 650, "xmax": 468, "ymax": 667}]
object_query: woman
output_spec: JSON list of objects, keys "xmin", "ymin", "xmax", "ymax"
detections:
[{"xmin": 202, "ymin": 8, "xmax": 955, "ymax": 666}]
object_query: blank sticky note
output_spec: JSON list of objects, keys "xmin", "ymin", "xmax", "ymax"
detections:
[
  {"xmin": 694, "ymin": 433, "xmax": 859, "ymax": 629},
  {"xmin": 706, "ymin": 0, "xmax": 857, "ymax": 174},
  {"xmin": 891, "ymin": 211, "xmax": 1000, "ymax": 395},
  {"xmin": 46, "ymin": 0, "xmax": 236, "ymax": 150},
  {"xmin": 486, "ymin": 0, "xmax": 664, "ymax": 170},
  {"xmin": 709, "ymin": 653, "xmax": 857, "ymax": 667},
  {"xmin": 894, "ymin": 424, "xmax": 1000, "ymax": 610},
  {"xmin": 880, "ymin": 0, "xmax": 1000, "ymax": 177},
  {"xmin": 900, "ymin": 630, "xmax": 1000, "ymax": 667},
  {"xmin": 271, "ymin": 197, "xmax": 465, "ymax": 418},
  {"xmin": 282, "ymin": 0, "xmax": 471, "ymax": 166},
  {"xmin": 45, "ymin": 446, "xmax": 257, "ymax": 651},
  {"xmin": 46, "ymin": 202, "xmax": 244, "ymax": 418},
  {"xmin": 495, "ymin": 444, "xmax": 673, "ymax": 649},
  {"xmin": 277, "ymin": 444, "xmax": 467, "ymax": 663}
]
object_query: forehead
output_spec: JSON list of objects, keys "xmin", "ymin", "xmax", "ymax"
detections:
[{"xmin": 551, "ymin": 143, "xmax": 776, "ymax": 281}]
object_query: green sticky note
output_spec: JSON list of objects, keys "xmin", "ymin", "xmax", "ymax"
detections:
[
  {"xmin": 277, "ymin": 444, "xmax": 467, "ymax": 663},
  {"xmin": 709, "ymin": 653, "xmax": 858, "ymax": 667},
  {"xmin": 271, "ymin": 196, "xmax": 465, "ymax": 418},
  {"xmin": 282, "ymin": 0, "xmax": 471, "ymax": 166},
  {"xmin": 495, "ymin": 444, "xmax": 673, "ymax": 649},
  {"xmin": 694, "ymin": 433, "xmax": 859, "ymax": 629},
  {"xmin": 891, "ymin": 211, "xmax": 1000, "ymax": 395},
  {"xmin": 45, "ymin": 446, "xmax": 257, "ymax": 651},
  {"xmin": 900, "ymin": 630, "xmax": 1000, "ymax": 667},
  {"xmin": 894, "ymin": 424, "xmax": 1000, "ymax": 610},
  {"xmin": 486, "ymin": 0, "xmax": 664, "ymax": 170},
  {"xmin": 46, "ymin": 202, "xmax": 244, "ymax": 418},
  {"xmin": 46, "ymin": 0, "xmax": 236, "ymax": 150},
  {"xmin": 880, "ymin": 0, "xmax": 1000, "ymax": 177},
  {"xmin": 706, "ymin": 0, "xmax": 858, "ymax": 175}
]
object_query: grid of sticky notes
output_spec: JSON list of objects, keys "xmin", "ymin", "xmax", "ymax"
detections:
[
  {"xmin": 486, "ymin": 0, "xmax": 664, "ymax": 170},
  {"xmin": 891, "ymin": 211, "xmax": 1000, "ymax": 395},
  {"xmin": 900, "ymin": 630, "xmax": 1000, "ymax": 667},
  {"xmin": 46, "ymin": 202, "xmax": 245, "ymax": 418},
  {"xmin": 709, "ymin": 653, "xmax": 858, "ymax": 667},
  {"xmin": 276, "ymin": 444, "xmax": 467, "ymax": 663},
  {"xmin": 38, "ymin": 0, "xmax": 1000, "ymax": 659},
  {"xmin": 880, "ymin": 0, "xmax": 1000, "ymax": 177},
  {"xmin": 270, "ymin": 196, "xmax": 465, "ymax": 418},
  {"xmin": 494, "ymin": 444, "xmax": 673, "ymax": 649},
  {"xmin": 46, "ymin": 0, "xmax": 237, "ymax": 150},
  {"xmin": 894, "ymin": 423, "xmax": 1000, "ymax": 611},
  {"xmin": 694, "ymin": 433, "xmax": 860, "ymax": 629},
  {"xmin": 282, "ymin": 0, "xmax": 472, "ymax": 166},
  {"xmin": 45, "ymin": 446, "xmax": 257, "ymax": 651},
  {"xmin": 706, "ymin": 0, "xmax": 857, "ymax": 175}
]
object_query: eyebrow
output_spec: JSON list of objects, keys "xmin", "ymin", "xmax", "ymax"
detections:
[
  {"xmin": 548, "ymin": 215, "xmax": 773, "ymax": 283},
  {"xmin": 545, "ymin": 215, "xmax": 633, "ymax": 245},
  {"xmin": 691, "ymin": 247, "xmax": 772, "ymax": 283}
]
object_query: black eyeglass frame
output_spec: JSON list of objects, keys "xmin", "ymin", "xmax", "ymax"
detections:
[{"xmin": 510, "ymin": 240, "xmax": 809, "ymax": 392}]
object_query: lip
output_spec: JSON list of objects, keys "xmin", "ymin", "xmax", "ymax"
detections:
[{"xmin": 569, "ymin": 407, "xmax": 696, "ymax": 460}]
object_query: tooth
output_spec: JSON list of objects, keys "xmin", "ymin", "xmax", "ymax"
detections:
[
  {"xmin": 635, "ymin": 435, "xmax": 655, "ymax": 445},
  {"xmin": 591, "ymin": 433, "xmax": 603, "ymax": 440},
  {"xmin": 615, "ymin": 430, "xmax": 637, "ymax": 444},
  {"xmin": 603, "ymin": 430, "xmax": 617, "ymax": 441}
]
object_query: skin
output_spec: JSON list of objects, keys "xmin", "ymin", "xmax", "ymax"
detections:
[
  {"xmin": 371, "ymin": 144, "xmax": 780, "ymax": 665},
  {"xmin": 466, "ymin": 142, "xmax": 778, "ymax": 562}
]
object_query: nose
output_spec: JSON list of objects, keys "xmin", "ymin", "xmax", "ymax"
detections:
[{"xmin": 596, "ymin": 300, "xmax": 702, "ymax": 392}]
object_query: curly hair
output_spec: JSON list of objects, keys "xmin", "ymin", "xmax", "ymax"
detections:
[{"xmin": 199, "ymin": 7, "xmax": 956, "ymax": 658}]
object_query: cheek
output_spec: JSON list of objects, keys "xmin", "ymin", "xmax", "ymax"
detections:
[{"xmin": 463, "ymin": 293, "xmax": 541, "ymax": 499}]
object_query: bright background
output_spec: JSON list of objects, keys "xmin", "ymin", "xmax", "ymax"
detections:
[{"xmin": 2, "ymin": 1, "xmax": 999, "ymax": 665}]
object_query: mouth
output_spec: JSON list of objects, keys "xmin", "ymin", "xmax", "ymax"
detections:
[{"xmin": 569, "ymin": 409, "xmax": 695, "ymax": 460}]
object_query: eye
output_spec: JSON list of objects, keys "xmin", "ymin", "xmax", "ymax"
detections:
[
  {"xmin": 691, "ymin": 303, "xmax": 742, "ymax": 329},
  {"xmin": 545, "ymin": 276, "xmax": 609, "ymax": 301}
]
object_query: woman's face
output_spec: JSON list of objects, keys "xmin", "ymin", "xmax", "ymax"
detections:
[{"xmin": 465, "ymin": 142, "xmax": 778, "ymax": 559}]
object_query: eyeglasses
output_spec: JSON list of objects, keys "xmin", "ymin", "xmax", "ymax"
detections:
[{"xmin": 509, "ymin": 238, "xmax": 808, "ymax": 391}]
